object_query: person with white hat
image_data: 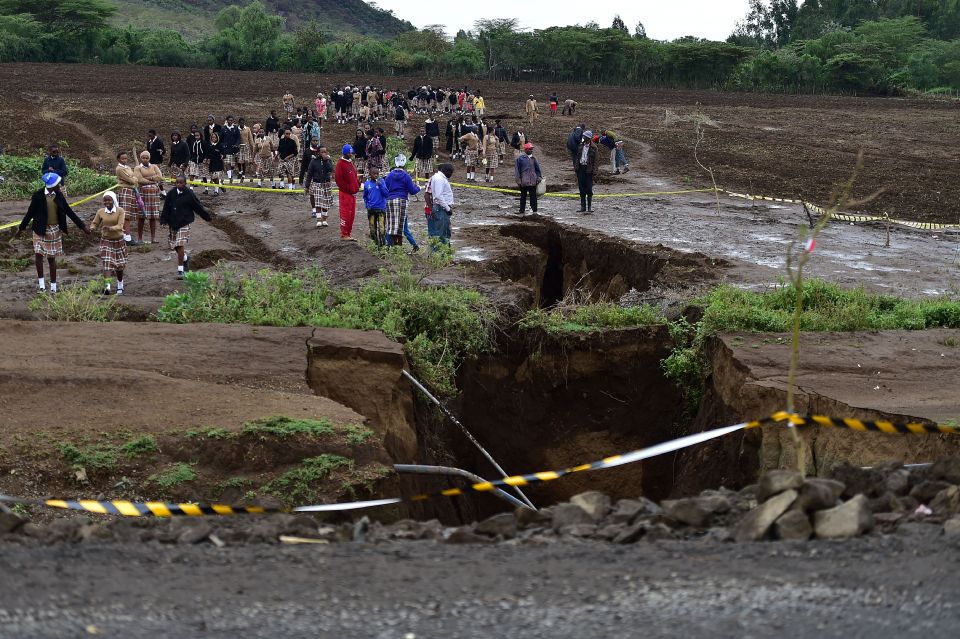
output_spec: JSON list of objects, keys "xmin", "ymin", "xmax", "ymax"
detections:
[
  {"xmin": 14, "ymin": 172, "xmax": 91, "ymax": 293},
  {"xmin": 89, "ymin": 191, "xmax": 127, "ymax": 295},
  {"xmin": 383, "ymin": 154, "xmax": 421, "ymax": 249}
]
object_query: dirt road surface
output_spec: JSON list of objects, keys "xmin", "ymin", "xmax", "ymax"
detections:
[{"xmin": 1, "ymin": 535, "xmax": 958, "ymax": 638}]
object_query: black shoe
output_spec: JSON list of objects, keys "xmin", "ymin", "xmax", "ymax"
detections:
[
  {"xmin": 578, "ymin": 207, "xmax": 585, "ymax": 213},
  {"xmin": 411, "ymin": 245, "xmax": 420, "ymax": 253}
]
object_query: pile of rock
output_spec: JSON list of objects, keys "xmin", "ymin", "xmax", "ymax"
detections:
[{"xmin": 5, "ymin": 458, "xmax": 960, "ymax": 546}]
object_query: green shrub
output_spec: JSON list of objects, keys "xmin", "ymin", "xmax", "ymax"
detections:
[
  {"xmin": 519, "ymin": 302, "xmax": 664, "ymax": 334},
  {"xmin": 148, "ymin": 463, "xmax": 197, "ymax": 489},
  {"xmin": 28, "ymin": 277, "xmax": 117, "ymax": 321},
  {"xmin": 241, "ymin": 416, "xmax": 334, "ymax": 438},
  {"xmin": 342, "ymin": 424, "xmax": 374, "ymax": 445},
  {"xmin": 0, "ymin": 153, "xmax": 115, "ymax": 201},
  {"xmin": 119, "ymin": 435, "xmax": 158, "ymax": 457},
  {"xmin": 58, "ymin": 442, "xmax": 119, "ymax": 471},
  {"xmin": 261, "ymin": 454, "xmax": 353, "ymax": 504}
]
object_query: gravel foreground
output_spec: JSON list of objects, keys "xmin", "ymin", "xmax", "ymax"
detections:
[{"xmin": 1, "ymin": 536, "xmax": 959, "ymax": 638}]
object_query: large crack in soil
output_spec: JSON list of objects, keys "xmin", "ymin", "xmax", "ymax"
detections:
[{"xmin": 208, "ymin": 214, "xmax": 294, "ymax": 270}]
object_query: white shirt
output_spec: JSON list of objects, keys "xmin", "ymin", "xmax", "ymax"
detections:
[
  {"xmin": 428, "ymin": 172, "xmax": 454, "ymax": 210},
  {"xmin": 580, "ymin": 144, "xmax": 590, "ymax": 165}
]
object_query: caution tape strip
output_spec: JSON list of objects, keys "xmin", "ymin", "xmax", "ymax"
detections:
[
  {"xmin": 1, "ymin": 184, "xmax": 120, "ymax": 232},
  {"xmin": 0, "ymin": 412, "xmax": 953, "ymax": 517}
]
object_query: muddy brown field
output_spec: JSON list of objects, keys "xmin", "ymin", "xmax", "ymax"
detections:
[{"xmin": 2, "ymin": 63, "xmax": 960, "ymax": 222}]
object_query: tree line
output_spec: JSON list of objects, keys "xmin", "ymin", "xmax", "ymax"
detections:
[{"xmin": 1, "ymin": 0, "xmax": 958, "ymax": 95}]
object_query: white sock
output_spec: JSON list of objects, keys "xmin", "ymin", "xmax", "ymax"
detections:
[
  {"xmin": 287, "ymin": 183, "xmax": 294, "ymax": 190},
  {"xmin": 123, "ymin": 234, "xmax": 131, "ymax": 242},
  {"xmin": 50, "ymin": 282, "xmax": 57, "ymax": 292},
  {"xmin": 117, "ymin": 281, "xmax": 124, "ymax": 291},
  {"xmin": 178, "ymin": 265, "xmax": 184, "ymax": 273},
  {"xmin": 227, "ymin": 170, "xmax": 233, "ymax": 179},
  {"xmin": 38, "ymin": 277, "xmax": 45, "ymax": 289},
  {"xmin": 105, "ymin": 282, "xmax": 111, "ymax": 292}
]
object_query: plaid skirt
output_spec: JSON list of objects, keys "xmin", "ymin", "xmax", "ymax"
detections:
[
  {"xmin": 100, "ymin": 237, "xmax": 127, "ymax": 271},
  {"xmin": 140, "ymin": 184, "xmax": 161, "ymax": 219},
  {"xmin": 464, "ymin": 148, "xmax": 478, "ymax": 166},
  {"xmin": 385, "ymin": 198, "xmax": 408, "ymax": 236},
  {"xmin": 224, "ymin": 154, "xmax": 235, "ymax": 168},
  {"xmin": 117, "ymin": 187, "xmax": 138, "ymax": 214},
  {"xmin": 169, "ymin": 225, "xmax": 190, "ymax": 249},
  {"xmin": 277, "ymin": 158, "xmax": 296, "ymax": 178},
  {"xmin": 187, "ymin": 161, "xmax": 209, "ymax": 179},
  {"xmin": 237, "ymin": 144, "xmax": 251, "ymax": 163},
  {"xmin": 415, "ymin": 157, "xmax": 434, "ymax": 175},
  {"xmin": 33, "ymin": 225, "xmax": 63, "ymax": 257},
  {"xmin": 486, "ymin": 153, "xmax": 500, "ymax": 169},
  {"xmin": 367, "ymin": 155, "xmax": 385, "ymax": 173},
  {"xmin": 169, "ymin": 164, "xmax": 187, "ymax": 180},
  {"xmin": 310, "ymin": 181, "xmax": 333, "ymax": 209},
  {"xmin": 498, "ymin": 142, "xmax": 506, "ymax": 156},
  {"xmin": 255, "ymin": 155, "xmax": 274, "ymax": 177}
]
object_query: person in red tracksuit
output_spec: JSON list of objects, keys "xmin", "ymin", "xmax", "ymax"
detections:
[{"xmin": 335, "ymin": 144, "xmax": 360, "ymax": 241}]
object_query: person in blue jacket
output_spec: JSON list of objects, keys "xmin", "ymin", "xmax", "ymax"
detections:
[
  {"xmin": 361, "ymin": 164, "xmax": 388, "ymax": 246},
  {"xmin": 40, "ymin": 144, "xmax": 69, "ymax": 196},
  {"xmin": 383, "ymin": 154, "xmax": 420, "ymax": 249}
]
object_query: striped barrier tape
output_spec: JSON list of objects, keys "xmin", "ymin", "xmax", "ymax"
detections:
[
  {"xmin": 1, "ymin": 184, "xmax": 120, "ymax": 232},
  {"xmin": 0, "ymin": 412, "xmax": 954, "ymax": 517}
]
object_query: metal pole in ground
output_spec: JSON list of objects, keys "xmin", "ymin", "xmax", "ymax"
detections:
[
  {"xmin": 394, "ymin": 464, "xmax": 532, "ymax": 510},
  {"xmin": 401, "ymin": 369, "xmax": 537, "ymax": 510}
]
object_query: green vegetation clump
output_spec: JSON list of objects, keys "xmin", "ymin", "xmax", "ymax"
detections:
[
  {"xmin": 148, "ymin": 463, "xmax": 197, "ymax": 489},
  {"xmin": 662, "ymin": 280, "xmax": 960, "ymax": 413},
  {"xmin": 342, "ymin": 424, "xmax": 374, "ymax": 445},
  {"xmin": 261, "ymin": 454, "xmax": 353, "ymax": 504},
  {"xmin": 28, "ymin": 278, "xmax": 117, "ymax": 322},
  {"xmin": 0, "ymin": 153, "xmax": 115, "ymax": 200},
  {"xmin": 58, "ymin": 434, "xmax": 160, "ymax": 471},
  {"xmin": 0, "ymin": 256, "xmax": 32, "ymax": 273},
  {"xmin": 157, "ymin": 259, "xmax": 496, "ymax": 397},
  {"xmin": 241, "ymin": 416, "xmax": 335, "ymax": 438},
  {"xmin": 519, "ymin": 302, "xmax": 664, "ymax": 334},
  {"xmin": 119, "ymin": 435, "xmax": 159, "ymax": 457}
]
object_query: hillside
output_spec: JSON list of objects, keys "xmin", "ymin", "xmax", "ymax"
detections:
[{"xmin": 109, "ymin": 0, "xmax": 415, "ymax": 38}]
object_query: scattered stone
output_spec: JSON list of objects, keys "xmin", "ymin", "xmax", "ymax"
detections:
[
  {"xmin": 444, "ymin": 527, "xmax": 491, "ymax": 544},
  {"xmin": 516, "ymin": 506, "xmax": 551, "ymax": 528},
  {"xmin": 757, "ymin": 470, "xmax": 804, "ymax": 502},
  {"xmin": 612, "ymin": 522, "xmax": 646, "ymax": 544},
  {"xmin": 943, "ymin": 516, "xmax": 960, "ymax": 537},
  {"xmin": 814, "ymin": 495, "xmax": 874, "ymax": 539},
  {"xmin": 475, "ymin": 513, "xmax": 518, "ymax": 539},
  {"xmin": 176, "ymin": 521, "xmax": 212, "ymax": 545},
  {"xmin": 595, "ymin": 524, "xmax": 627, "ymax": 541},
  {"xmin": 774, "ymin": 510, "xmax": 812, "ymax": 541},
  {"xmin": 896, "ymin": 521, "xmax": 940, "ymax": 539},
  {"xmin": 885, "ymin": 469, "xmax": 912, "ymax": 496},
  {"xmin": 930, "ymin": 486, "xmax": 960, "ymax": 516},
  {"xmin": 794, "ymin": 480, "xmax": 839, "ymax": 512},
  {"xmin": 735, "ymin": 489, "xmax": 798, "ymax": 542},
  {"xmin": 353, "ymin": 516, "xmax": 370, "ymax": 543},
  {"xmin": 829, "ymin": 465, "xmax": 884, "ymax": 499},
  {"xmin": 560, "ymin": 524, "xmax": 597, "ymax": 538},
  {"xmin": 738, "ymin": 484, "xmax": 759, "ymax": 499},
  {"xmin": 643, "ymin": 523, "xmax": 675, "ymax": 542},
  {"xmin": 0, "ymin": 512, "xmax": 25, "ymax": 534},
  {"xmin": 606, "ymin": 498, "xmax": 659, "ymax": 525},
  {"xmin": 209, "ymin": 534, "xmax": 226, "ymax": 548},
  {"xmin": 909, "ymin": 480, "xmax": 952, "ymax": 504},
  {"xmin": 867, "ymin": 492, "xmax": 901, "ymax": 514},
  {"xmin": 873, "ymin": 512, "xmax": 904, "ymax": 526},
  {"xmin": 660, "ymin": 497, "xmax": 709, "ymax": 528},
  {"xmin": 569, "ymin": 492, "xmax": 612, "ymax": 522},
  {"xmin": 931, "ymin": 458, "xmax": 960, "ymax": 485},
  {"xmin": 550, "ymin": 503, "xmax": 594, "ymax": 531}
]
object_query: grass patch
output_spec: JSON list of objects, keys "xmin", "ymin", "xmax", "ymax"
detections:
[
  {"xmin": 58, "ymin": 434, "xmax": 161, "ymax": 471},
  {"xmin": 156, "ymin": 256, "xmax": 496, "ymax": 397},
  {"xmin": 185, "ymin": 427, "xmax": 232, "ymax": 440},
  {"xmin": 342, "ymin": 424, "xmax": 374, "ymax": 445},
  {"xmin": 0, "ymin": 256, "xmax": 32, "ymax": 273},
  {"xmin": 662, "ymin": 280, "xmax": 960, "ymax": 415},
  {"xmin": 241, "ymin": 416, "xmax": 335, "ymax": 438},
  {"xmin": 520, "ymin": 302, "xmax": 664, "ymax": 334},
  {"xmin": 0, "ymin": 153, "xmax": 115, "ymax": 201},
  {"xmin": 148, "ymin": 463, "xmax": 197, "ymax": 489},
  {"xmin": 119, "ymin": 435, "xmax": 158, "ymax": 457},
  {"xmin": 28, "ymin": 277, "xmax": 117, "ymax": 321},
  {"xmin": 261, "ymin": 454, "xmax": 353, "ymax": 504}
]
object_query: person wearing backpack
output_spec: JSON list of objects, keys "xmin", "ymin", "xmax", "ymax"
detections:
[{"xmin": 514, "ymin": 143, "xmax": 542, "ymax": 216}]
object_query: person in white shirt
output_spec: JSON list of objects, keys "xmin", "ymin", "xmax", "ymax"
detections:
[{"xmin": 425, "ymin": 163, "xmax": 455, "ymax": 247}]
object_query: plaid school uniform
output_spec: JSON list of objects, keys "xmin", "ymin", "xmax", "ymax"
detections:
[
  {"xmin": 385, "ymin": 198, "xmax": 408, "ymax": 236},
  {"xmin": 310, "ymin": 181, "xmax": 333, "ymax": 209},
  {"xmin": 169, "ymin": 225, "xmax": 190, "ymax": 249},
  {"xmin": 140, "ymin": 184, "xmax": 161, "ymax": 219},
  {"xmin": 33, "ymin": 225, "xmax": 63, "ymax": 257},
  {"xmin": 415, "ymin": 157, "xmax": 434, "ymax": 175},
  {"xmin": 117, "ymin": 187, "xmax": 137, "ymax": 214},
  {"xmin": 100, "ymin": 238, "xmax": 127, "ymax": 272}
]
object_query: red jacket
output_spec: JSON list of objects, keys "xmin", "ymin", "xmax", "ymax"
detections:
[{"xmin": 334, "ymin": 158, "xmax": 359, "ymax": 195}]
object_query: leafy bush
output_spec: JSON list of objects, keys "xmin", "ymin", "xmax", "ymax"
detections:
[
  {"xmin": 519, "ymin": 302, "xmax": 664, "ymax": 334},
  {"xmin": 0, "ymin": 153, "xmax": 115, "ymax": 201},
  {"xmin": 28, "ymin": 277, "xmax": 117, "ymax": 321},
  {"xmin": 157, "ymin": 259, "xmax": 496, "ymax": 397},
  {"xmin": 241, "ymin": 416, "xmax": 334, "ymax": 438},
  {"xmin": 261, "ymin": 454, "xmax": 353, "ymax": 504},
  {"xmin": 148, "ymin": 463, "xmax": 197, "ymax": 489}
]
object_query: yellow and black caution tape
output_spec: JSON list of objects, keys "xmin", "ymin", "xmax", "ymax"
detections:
[
  {"xmin": 0, "ymin": 184, "xmax": 120, "ymax": 232},
  {"xmin": 1, "ymin": 412, "xmax": 954, "ymax": 517}
]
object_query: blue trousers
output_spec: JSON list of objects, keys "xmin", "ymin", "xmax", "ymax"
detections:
[{"xmin": 427, "ymin": 206, "xmax": 451, "ymax": 245}]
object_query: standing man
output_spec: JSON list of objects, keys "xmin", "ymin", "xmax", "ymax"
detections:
[
  {"xmin": 303, "ymin": 146, "xmax": 334, "ymax": 228},
  {"xmin": 515, "ymin": 143, "xmax": 542, "ymax": 216},
  {"xmin": 334, "ymin": 144, "xmax": 360, "ymax": 241},
  {"xmin": 412, "ymin": 126, "xmax": 434, "ymax": 187},
  {"xmin": 147, "ymin": 130, "xmax": 165, "ymax": 166},
  {"xmin": 424, "ymin": 163, "xmax": 454, "ymax": 247},
  {"xmin": 40, "ymin": 144, "xmax": 69, "ymax": 197},
  {"xmin": 576, "ymin": 131, "xmax": 598, "ymax": 213},
  {"xmin": 160, "ymin": 175, "xmax": 213, "ymax": 280},
  {"xmin": 567, "ymin": 123, "xmax": 585, "ymax": 174},
  {"xmin": 14, "ymin": 172, "xmax": 90, "ymax": 293},
  {"xmin": 525, "ymin": 95, "xmax": 538, "ymax": 124}
]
